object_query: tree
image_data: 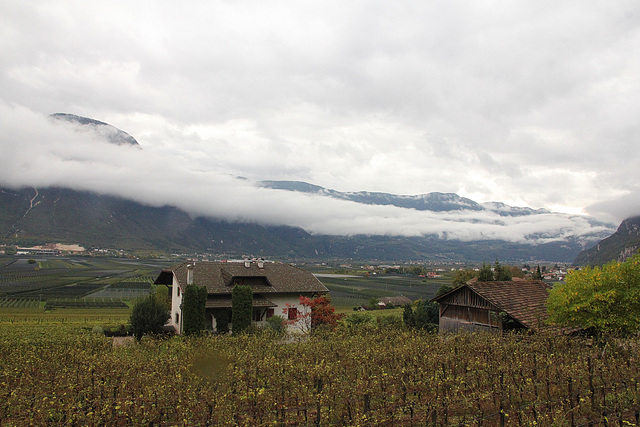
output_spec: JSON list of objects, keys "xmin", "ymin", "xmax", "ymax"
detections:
[
  {"xmin": 547, "ymin": 255, "xmax": 640, "ymax": 336},
  {"xmin": 402, "ymin": 304, "xmax": 415, "ymax": 328},
  {"xmin": 367, "ymin": 297, "xmax": 380, "ymax": 310},
  {"xmin": 452, "ymin": 269, "xmax": 476, "ymax": 286},
  {"xmin": 231, "ymin": 285, "xmax": 253, "ymax": 334},
  {"xmin": 436, "ymin": 283, "xmax": 454, "ymax": 297},
  {"xmin": 532, "ymin": 265, "xmax": 543, "ymax": 280},
  {"xmin": 494, "ymin": 261, "xmax": 512, "ymax": 281},
  {"xmin": 478, "ymin": 263, "xmax": 494, "ymax": 282},
  {"xmin": 413, "ymin": 299, "xmax": 439, "ymax": 331},
  {"xmin": 285, "ymin": 295, "xmax": 345, "ymax": 332},
  {"xmin": 301, "ymin": 295, "xmax": 344, "ymax": 329},
  {"xmin": 182, "ymin": 284, "xmax": 207, "ymax": 336},
  {"xmin": 129, "ymin": 294, "xmax": 170, "ymax": 341}
]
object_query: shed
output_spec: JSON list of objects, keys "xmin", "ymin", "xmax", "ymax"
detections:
[{"xmin": 432, "ymin": 279, "xmax": 551, "ymax": 333}]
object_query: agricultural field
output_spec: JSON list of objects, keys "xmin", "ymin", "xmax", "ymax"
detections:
[
  {"xmin": 0, "ymin": 255, "xmax": 455, "ymax": 312},
  {"xmin": 316, "ymin": 273, "xmax": 450, "ymax": 308},
  {"xmin": 0, "ymin": 255, "xmax": 173, "ymax": 312},
  {"xmin": 0, "ymin": 323, "xmax": 638, "ymax": 425}
]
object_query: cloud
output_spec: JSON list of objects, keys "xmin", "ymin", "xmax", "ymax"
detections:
[
  {"xmin": 1, "ymin": 1, "xmax": 640, "ymax": 226},
  {"xmin": 0, "ymin": 103, "xmax": 612, "ymax": 244}
]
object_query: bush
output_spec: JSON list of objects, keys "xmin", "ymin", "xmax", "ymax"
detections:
[
  {"xmin": 265, "ymin": 315, "xmax": 286, "ymax": 334},
  {"xmin": 345, "ymin": 312, "xmax": 373, "ymax": 326},
  {"xmin": 129, "ymin": 294, "xmax": 170, "ymax": 341}
]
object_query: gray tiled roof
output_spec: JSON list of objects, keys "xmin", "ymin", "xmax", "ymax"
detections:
[{"xmin": 155, "ymin": 261, "xmax": 328, "ymax": 295}]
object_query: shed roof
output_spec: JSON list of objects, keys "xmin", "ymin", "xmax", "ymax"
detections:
[
  {"xmin": 154, "ymin": 261, "xmax": 328, "ymax": 295},
  {"xmin": 433, "ymin": 280, "xmax": 551, "ymax": 330}
]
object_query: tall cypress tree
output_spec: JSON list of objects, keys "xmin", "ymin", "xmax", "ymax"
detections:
[
  {"xmin": 182, "ymin": 284, "xmax": 207, "ymax": 335},
  {"xmin": 231, "ymin": 285, "xmax": 253, "ymax": 334}
]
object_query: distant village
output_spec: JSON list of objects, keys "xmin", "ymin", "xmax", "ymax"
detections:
[{"xmin": 0, "ymin": 242, "xmax": 572, "ymax": 281}]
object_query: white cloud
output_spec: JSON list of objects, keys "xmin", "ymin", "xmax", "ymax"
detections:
[
  {"xmin": 1, "ymin": 0, "xmax": 639, "ymax": 230},
  {"xmin": 0, "ymin": 103, "xmax": 612, "ymax": 244}
]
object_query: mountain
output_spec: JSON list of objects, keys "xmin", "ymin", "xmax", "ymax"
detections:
[
  {"xmin": 259, "ymin": 180, "xmax": 550, "ymax": 216},
  {"xmin": 49, "ymin": 113, "xmax": 140, "ymax": 147},
  {"xmin": 0, "ymin": 185, "xmax": 608, "ymax": 262},
  {"xmin": 573, "ymin": 216, "xmax": 640, "ymax": 265},
  {"xmin": 0, "ymin": 115, "xmax": 614, "ymax": 262}
]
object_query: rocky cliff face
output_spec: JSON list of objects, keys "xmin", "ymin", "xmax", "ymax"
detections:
[{"xmin": 574, "ymin": 216, "xmax": 640, "ymax": 265}]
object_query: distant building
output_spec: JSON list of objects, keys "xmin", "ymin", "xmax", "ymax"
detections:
[{"xmin": 378, "ymin": 296, "xmax": 412, "ymax": 308}]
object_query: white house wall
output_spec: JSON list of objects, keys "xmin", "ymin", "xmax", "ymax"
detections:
[
  {"xmin": 169, "ymin": 276, "xmax": 182, "ymax": 333},
  {"xmin": 261, "ymin": 294, "xmax": 312, "ymax": 333}
]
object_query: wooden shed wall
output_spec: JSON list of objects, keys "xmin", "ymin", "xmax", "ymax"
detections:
[{"xmin": 438, "ymin": 287, "xmax": 501, "ymax": 333}]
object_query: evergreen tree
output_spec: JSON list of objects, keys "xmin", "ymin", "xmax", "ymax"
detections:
[
  {"xmin": 532, "ymin": 265, "xmax": 543, "ymax": 280},
  {"xmin": 231, "ymin": 285, "xmax": 253, "ymax": 334},
  {"xmin": 182, "ymin": 284, "xmax": 207, "ymax": 335},
  {"xmin": 402, "ymin": 304, "xmax": 415, "ymax": 328}
]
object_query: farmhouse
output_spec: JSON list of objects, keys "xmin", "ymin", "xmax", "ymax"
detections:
[
  {"xmin": 154, "ymin": 260, "xmax": 329, "ymax": 334},
  {"xmin": 432, "ymin": 279, "xmax": 551, "ymax": 333}
]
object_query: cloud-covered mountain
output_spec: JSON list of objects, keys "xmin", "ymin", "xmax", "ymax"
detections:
[
  {"xmin": 259, "ymin": 180, "xmax": 552, "ymax": 216},
  {"xmin": 0, "ymin": 107, "xmax": 617, "ymax": 262},
  {"xmin": 49, "ymin": 113, "xmax": 140, "ymax": 147},
  {"xmin": 0, "ymin": 185, "xmax": 610, "ymax": 262}
]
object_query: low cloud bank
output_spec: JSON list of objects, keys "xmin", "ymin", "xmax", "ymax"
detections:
[{"xmin": 0, "ymin": 104, "xmax": 614, "ymax": 243}]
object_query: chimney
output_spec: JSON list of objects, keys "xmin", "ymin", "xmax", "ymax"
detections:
[
  {"xmin": 257, "ymin": 259, "xmax": 264, "ymax": 269},
  {"xmin": 244, "ymin": 259, "xmax": 251, "ymax": 268},
  {"xmin": 186, "ymin": 264, "xmax": 194, "ymax": 285}
]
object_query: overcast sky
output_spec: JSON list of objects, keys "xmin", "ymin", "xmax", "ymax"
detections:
[{"xmin": 1, "ymin": 1, "xmax": 639, "ymax": 242}]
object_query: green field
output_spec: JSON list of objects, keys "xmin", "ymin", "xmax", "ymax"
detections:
[
  {"xmin": 0, "ymin": 255, "xmax": 174, "ymax": 312},
  {"xmin": 318, "ymin": 273, "xmax": 451, "ymax": 308}
]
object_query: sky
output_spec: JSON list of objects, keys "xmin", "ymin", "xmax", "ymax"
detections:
[{"xmin": 1, "ymin": 1, "xmax": 639, "ymax": 243}]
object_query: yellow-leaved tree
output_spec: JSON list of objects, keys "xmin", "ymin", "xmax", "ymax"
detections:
[{"xmin": 547, "ymin": 255, "xmax": 640, "ymax": 336}]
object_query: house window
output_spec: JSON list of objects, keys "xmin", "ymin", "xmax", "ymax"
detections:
[
  {"xmin": 177, "ymin": 286, "xmax": 180, "ymax": 297},
  {"xmin": 175, "ymin": 312, "xmax": 180, "ymax": 325},
  {"xmin": 253, "ymin": 309, "xmax": 262, "ymax": 322},
  {"xmin": 288, "ymin": 307, "xmax": 298, "ymax": 320},
  {"xmin": 266, "ymin": 308, "xmax": 274, "ymax": 318}
]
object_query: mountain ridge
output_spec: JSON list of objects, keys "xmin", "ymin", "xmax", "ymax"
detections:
[
  {"xmin": 49, "ymin": 113, "xmax": 140, "ymax": 147},
  {"xmin": 0, "ymin": 185, "xmax": 611, "ymax": 262},
  {"xmin": 573, "ymin": 216, "xmax": 640, "ymax": 265},
  {"xmin": 259, "ymin": 180, "xmax": 552, "ymax": 216}
]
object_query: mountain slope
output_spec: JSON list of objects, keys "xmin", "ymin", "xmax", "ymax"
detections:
[
  {"xmin": 0, "ymin": 186, "xmax": 606, "ymax": 262},
  {"xmin": 573, "ymin": 216, "xmax": 640, "ymax": 265},
  {"xmin": 49, "ymin": 113, "xmax": 140, "ymax": 147}
]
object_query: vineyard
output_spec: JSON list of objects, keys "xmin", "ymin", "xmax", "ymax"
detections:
[
  {"xmin": 0, "ymin": 256, "xmax": 167, "ymax": 310},
  {"xmin": 1, "ymin": 324, "xmax": 639, "ymax": 426}
]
